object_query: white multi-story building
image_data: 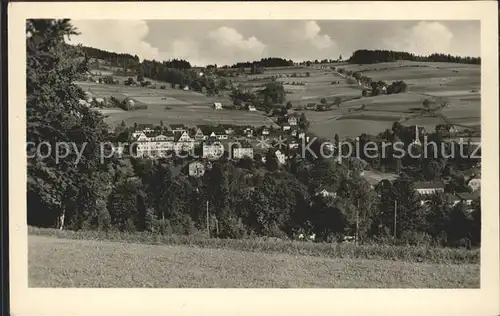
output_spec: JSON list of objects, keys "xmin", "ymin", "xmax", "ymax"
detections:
[
  {"xmin": 134, "ymin": 133, "xmax": 174, "ymax": 158},
  {"xmin": 133, "ymin": 130, "xmax": 195, "ymax": 158},
  {"xmin": 232, "ymin": 147, "xmax": 254, "ymax": 160}
]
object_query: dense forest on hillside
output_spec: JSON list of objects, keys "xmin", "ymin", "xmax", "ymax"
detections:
[
  {"xmin": 79, "ymin": 45, "xmax": 192, "ymax": 70},
  {"xmin": 79, "ymin": 45, "xmax": 141, "ymax": 70},
  {"xmin": 76, "ymin": 45, "xmax": 480, "ymax": 75},
  {"xmin": 349, "ymin": 49, "xmax": 481, "ymax": 65},
  {"xmin": 229, "ymin": 57, "xmax": 294, "ymax": 69}
]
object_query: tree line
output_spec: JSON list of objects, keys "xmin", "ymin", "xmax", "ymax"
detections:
[
  {"xmin": 228, "ymin": 57, "xmax": 294, "ymax": 69},
  {"xmin": 349, "ymin": 49, "xmax": 481, "ymax": 65},
  {"xmin": 78, "ymin": 45, "xmax": 141, "ymax": 70}
]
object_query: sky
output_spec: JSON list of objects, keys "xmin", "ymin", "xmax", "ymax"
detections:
[{"xmin": 68, "ymin": 20, "xmax": 480, "ymax": 67}]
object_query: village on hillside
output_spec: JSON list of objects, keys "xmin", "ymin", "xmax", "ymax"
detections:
[
  {"xmin": 23, "ymin": 16, "xmax": 490, "ymax": 291},
  {"xmin": 69, "ymin": 45, "xmax": 483, "ymax": 239}
]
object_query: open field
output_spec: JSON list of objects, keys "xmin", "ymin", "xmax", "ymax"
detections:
[
  {"xmin": 235, "ymin": 61, "xmax": 479, "ymax": 139},
  {"xmin": 80, "ymin": 60, "xmax": 480, "ymax": 137},
  {"xmin": 102, "ymin": 104, "xmax": 274, "ymax": 127},
  {"xmin": 310, "ymin": 62, "xmax": 479, "ymax": 138},
  {"xmin": 76, "ymin": 81, "xmax": 273, "ymax": 127},
  {"xmin": 29, "ymin": 235, "xmax": 479, "ymax": 288}
]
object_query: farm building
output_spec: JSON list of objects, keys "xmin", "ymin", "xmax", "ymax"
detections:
[
  {"xmin": 315, "ymin": 187, "xmax": 337, "ymax": 198},
  {"xmin": 248, "ymin": 105, "xmax": 257, "ymax": 111},
  {"xmin": 305, "ymin": 103, "xmax": 317, "ymax": 110},
  {"xmin": 78, "ymin": 99, "xmax": 90, "ymax": 107},
  {"xmin": 123, "ymin": 97, "xmax": 139, "ymax": 110},
  {"xmin": 183, "ymin": 86, "xmax": 190, "ymax": 91},
  {"xmin": 436, "ymin": 124, "xmax": 458, "ymax": 134},
  {"xmin": 213, "ymin": 102, "xmax": 223, "ymax": 110}
]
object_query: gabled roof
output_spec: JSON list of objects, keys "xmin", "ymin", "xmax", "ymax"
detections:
[
  {"xmin": 316, "ymin": 186, "xmax": 336, "ymax": 194},
  {"xmin": 174, "ymin": 131, "xmax": 192, "ymax": 142}
]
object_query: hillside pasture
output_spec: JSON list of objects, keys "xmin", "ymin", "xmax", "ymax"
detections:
[
  {"xmin": 315, "ymin": 61, "xmax": 481, "ymax": 137},
  {"xmin": 102, "ymin": 103, "xmax": 273, "ymax": 127},
  {"xmin": 76, "ymin": 81, "xmax": 272, "ymax": 127},
  {"xmin": 81, "ymin": 60, "xmax": 480, "ymax": 136},
  {"xmin": 309, "ymin": 118, "xmax": 395, "ymax": 139}
]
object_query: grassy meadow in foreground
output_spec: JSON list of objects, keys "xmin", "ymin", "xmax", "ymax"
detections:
[{"xmin": 29, "ymin": 235, "xmax": 479, "ymax": 288}]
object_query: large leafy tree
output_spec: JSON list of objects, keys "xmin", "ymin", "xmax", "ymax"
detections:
[{"xmin": 27, "ymin": 19, "xmax": 111, "ymax": 228}]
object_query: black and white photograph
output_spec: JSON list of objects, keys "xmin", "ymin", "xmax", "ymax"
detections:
[{"xmin": 8, "ymin": 1, "xmax": 499, "ymax": 315}]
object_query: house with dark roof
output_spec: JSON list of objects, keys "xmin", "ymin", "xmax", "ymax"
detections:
[
  {"xmin": 315, "ymin": 187, "xmax": 337, "ymax": 198},
  {"xmin": 436, "ymin": 123, "xmax": 458, "ymax": 134},
  {"xmin": 305, "ymin": 103, "xmax": 317, "ymax": 110}
]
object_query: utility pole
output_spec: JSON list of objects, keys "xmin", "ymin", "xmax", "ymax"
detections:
[
  {"xmin": 215, "ymin": 217, "xmax": 219, "ymax": 238},
  {"xmin": 355, "ymin": 198, "xmax": 359, "ymax": 245},
  {"xmin": 394, "ymin": 200, "xmax": 397, "ymax": 239},
  {"xmin": 206, "ymin": 201, "xmax": 210, "ymax": 238}
]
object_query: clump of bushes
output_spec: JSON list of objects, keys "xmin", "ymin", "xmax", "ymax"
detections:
[{"xmin": 387, "ymin": 80, "xmax": 408, "ymax": 94}]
